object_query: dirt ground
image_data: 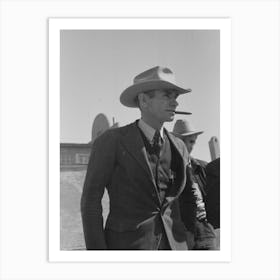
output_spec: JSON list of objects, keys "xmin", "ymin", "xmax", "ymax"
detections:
[{"xmin": 60, "ymin": 166, "xmax": 109, "ymax": 250}]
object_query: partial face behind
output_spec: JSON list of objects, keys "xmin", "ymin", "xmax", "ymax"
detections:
[
  {"xmin": 140, "ymin": 89, "xmax": 179, "ymax": 126},
  {"xmin": 182, "ymin": 134, "xmax": 198, "ymax": 154}
]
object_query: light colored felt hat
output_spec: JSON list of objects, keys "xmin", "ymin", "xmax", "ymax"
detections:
[
  {"xmin": 120, "ymin": 66, "xmax": 192, "ymax": 108},
  {"xmin": 172, "ymin": 119, "xmax": 203, "ymax": 137}
]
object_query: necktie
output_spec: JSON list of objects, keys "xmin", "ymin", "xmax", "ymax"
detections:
[{"xmin": 152, "ymin": 130, "xmax": 162, "ymax": 156}]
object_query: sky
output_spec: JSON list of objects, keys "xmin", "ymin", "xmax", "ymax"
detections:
[{"xmin": 60, "ymin": 30, "xmax": 220, "ymax": 162}]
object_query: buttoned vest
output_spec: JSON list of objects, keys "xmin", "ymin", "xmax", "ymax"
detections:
[{"xmin": 139, "ymin": 129, "xmax": 173, "ymax": 202}]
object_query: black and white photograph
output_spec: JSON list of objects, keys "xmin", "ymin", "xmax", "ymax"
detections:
[
  {"xmin": 1, "ymin": 1, "xmax": 279, "ymax": 279},
  {"xmin": 49, "ymin": 18, "xmax": 231, "ymax": 261}
]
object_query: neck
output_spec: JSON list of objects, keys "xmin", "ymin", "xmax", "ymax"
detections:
[{"xmin": 141, "ymin": 116, "xmax": 163, "ymax": 131}]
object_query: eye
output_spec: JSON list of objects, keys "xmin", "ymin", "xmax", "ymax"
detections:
[{"xmin": 164, "ymin": 90, "xmax": 178, "ymax": 99}]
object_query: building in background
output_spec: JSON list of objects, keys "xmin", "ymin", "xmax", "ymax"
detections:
[{"xmin": 60, "ymin": 113, "xmax": 118, "ymax": 166}]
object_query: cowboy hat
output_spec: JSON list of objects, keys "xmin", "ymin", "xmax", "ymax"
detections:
[
  {"xmin": 172, "ymin": 119, "xmax": 203, "ymax": 137},
  {"xmin": 120, "ymin": 66, "xmax": 192, "ymax": 108}
]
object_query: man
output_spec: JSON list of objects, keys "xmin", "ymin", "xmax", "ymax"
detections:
[
  {"xmin": 205, "ymin": 157, "xmax": 220, "ymax": 229},
  {"xmin": 172, "ymin": 119, "xmax": 217, "ymax": 250},
  {"xmin": 81, "ymin": 66, "xmax": 192, "ymax": 250}
]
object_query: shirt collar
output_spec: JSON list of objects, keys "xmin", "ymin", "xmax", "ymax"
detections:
[{"xmin": 138, "ymin": 119, "xmax": 164, "ymax": 143}]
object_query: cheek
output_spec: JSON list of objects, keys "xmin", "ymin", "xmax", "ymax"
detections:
[
  {"xmin": 153, "ymin": 103, "xmax": 164, "ymax": 113},
  {"xmin": 148, "ymin": 104, "xmax": 161, "ymax": 116},
  {"xmin": 148, "ymin": 101, "xmax": 167, "ymax": 116},
  {"xmin": 160, "ymin": 101, "xmax": 168, "ymax": 110}
]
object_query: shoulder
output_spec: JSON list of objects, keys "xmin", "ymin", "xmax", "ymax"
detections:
[
  {"xmin": 191, "ymin": 157, "xmax": 208, "ymax": 168},
  {"xmin": 93, "ymin": 122, "xmax": 136, "ymax": 145},
  {"xmin": 168, "ymin": 132, "xmax": 186, "ymax": 153},
  {"xmin": 206, "ymin": 158, "xmax": 220, "ymax": 175},
  {"xmin": 166, "ymin": 130, "xmax": 189, "ymax": 161},
  {"xmin": 168, "ymin": 131, "xmax": 185, "ymax": 147}
]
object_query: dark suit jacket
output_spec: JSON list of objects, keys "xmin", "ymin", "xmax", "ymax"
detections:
[
  {"xmin": 205, "ymin": 158, "xmax": 220, "ymax": 229},
  {"xmin": 80, "ymin": 121, "xmax": 189, "ymax": 250}
]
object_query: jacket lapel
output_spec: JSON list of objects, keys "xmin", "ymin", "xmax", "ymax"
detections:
[
  {"xmin": 163, "ymin": 129, "xmax": 188, "ymax": 207},
  {"xmin": 120, "ymin": 122, "xmax": 156, "ymax": 187},
  {"xmin": 165, "ymin": 129, "xmax": 188, "ymax": 166}
]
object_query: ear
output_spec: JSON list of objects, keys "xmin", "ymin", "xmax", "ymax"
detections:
[{"xmin": 138, "ymin": 93, "xmax": 148, "ymax": 108}]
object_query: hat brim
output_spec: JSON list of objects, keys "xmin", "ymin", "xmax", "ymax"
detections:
[
  {"xmin": 173, "ymin": 131, "xmax": 204, "ymax": 137},
  {"xmin": 120, "ymin": 80, "xmax": 192, "ymax": 108}
]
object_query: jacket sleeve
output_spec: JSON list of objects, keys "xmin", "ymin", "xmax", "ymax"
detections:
[{"xmin": 80, "ymin": 130, "xmax": 117, "ymax": 249}]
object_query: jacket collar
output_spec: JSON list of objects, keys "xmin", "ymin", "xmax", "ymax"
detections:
[{"xmin": 120, "ymin": 121, "xmax": 156, "ymax": 185}]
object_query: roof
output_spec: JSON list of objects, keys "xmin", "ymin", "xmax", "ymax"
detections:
[{"xmin": 60, "ymin": 143, "xmax": 92, "ymax": 148}]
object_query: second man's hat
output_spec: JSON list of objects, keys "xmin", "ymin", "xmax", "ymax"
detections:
[{"xmin": 173, "ymin": 119, "xmax": 203, "ymax": 137}]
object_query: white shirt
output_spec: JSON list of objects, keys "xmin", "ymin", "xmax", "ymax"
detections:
[{"xmin": 138, "ymin": 119, "xmax": 164, "ymax": 144}]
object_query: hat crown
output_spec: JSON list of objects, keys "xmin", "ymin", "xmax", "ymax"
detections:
[
  {"xmin": 120, "ymin": 66, "xmax": 191, "ymax": 108},
  {"xmin": 133, "ymin": 66, "xmax": 176, "ymax": 86},
  {"xmin": 173, "ymin": 119, "xmax": 196, "ymax": 135}
]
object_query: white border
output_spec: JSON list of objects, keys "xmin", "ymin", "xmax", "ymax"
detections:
[{"xmin": 49, "ymin": 18, "xmax": 231, "ymax": 262}]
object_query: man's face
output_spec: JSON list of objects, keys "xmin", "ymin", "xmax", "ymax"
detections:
[
  {"xmin": 144, "ymin": 89, "xmax": 179, "ymax": 124},
  {"xmin": 183, "ymin": 134, "xmax": 198, "ymax": 154}
]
